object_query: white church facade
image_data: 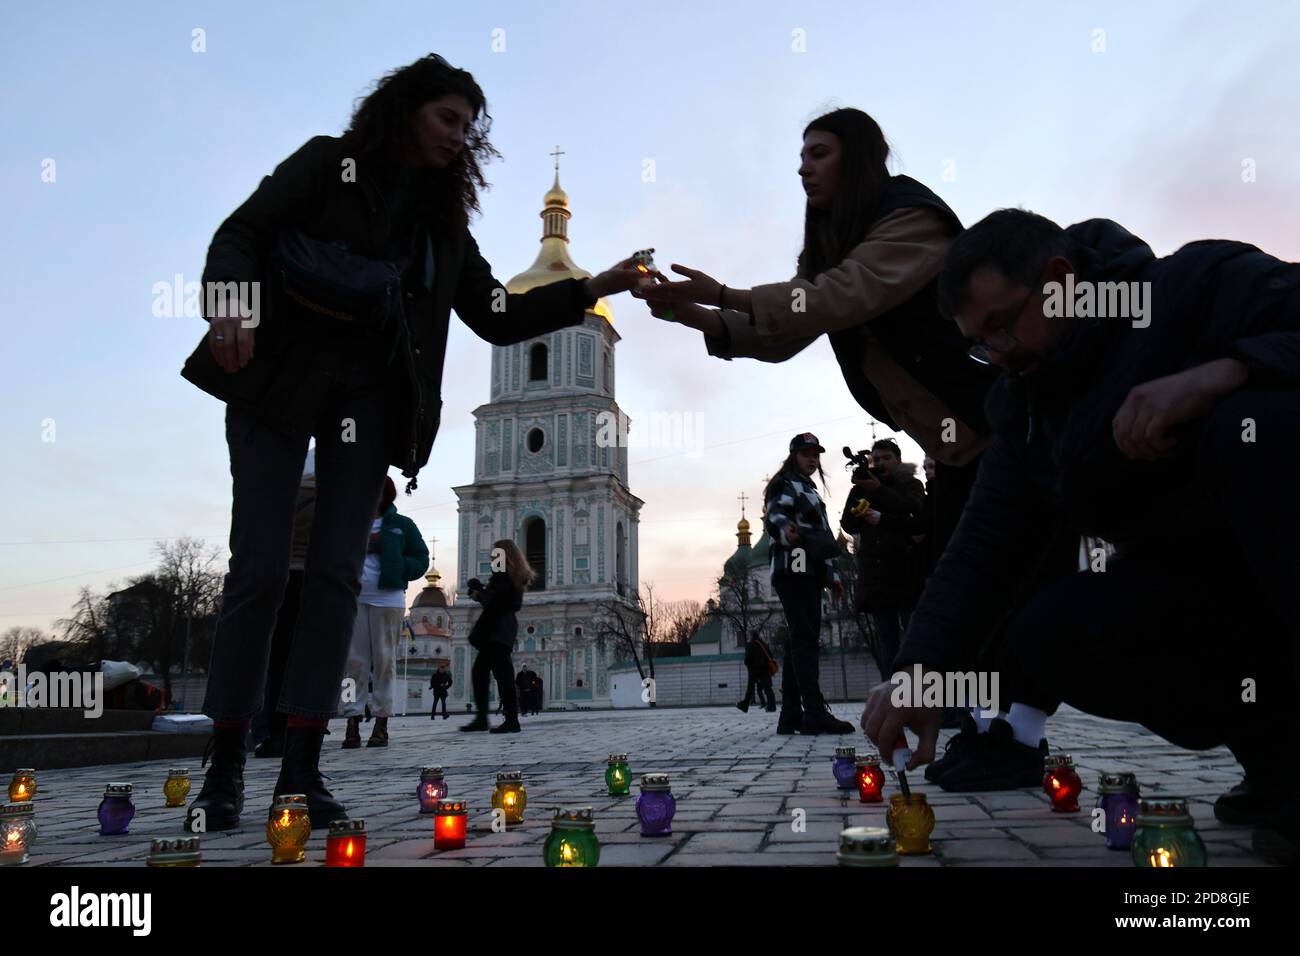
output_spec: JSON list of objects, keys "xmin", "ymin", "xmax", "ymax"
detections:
[{"xmin": 441, "ymin": 162, "xmax": 644, "ymax": 711}]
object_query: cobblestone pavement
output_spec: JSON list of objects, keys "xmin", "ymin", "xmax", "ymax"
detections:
[{"xmin": 15, "ymin": 703, "xmax": 1271, "ymax": 867}]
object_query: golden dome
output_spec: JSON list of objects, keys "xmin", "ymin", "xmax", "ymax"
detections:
[
  {"xmin": 737, "ymin": 517, "xmax": 751, "ymax": 531},
  {"xmin": 505, "ymin": 166, "xmax": 613, "ymax": 324}
]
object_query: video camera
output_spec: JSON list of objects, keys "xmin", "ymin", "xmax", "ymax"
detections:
[{"xmin": 842, "ymin": 446, "xmax": 879, "ymax": 483}]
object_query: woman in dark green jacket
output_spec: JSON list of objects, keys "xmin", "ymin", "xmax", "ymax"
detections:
[{"xmin": 183, "ymin": 54, "xmax": 642, "ymax": 832}]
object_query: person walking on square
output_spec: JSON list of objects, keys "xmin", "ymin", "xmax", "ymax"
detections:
[
  {"xmin": 763, "ymin": 433, "xmax": 854, "ymax": 735},
  {"xmin": 429, "ymin": 662, "xmax": 452, "ymax": 719},
  {"xmin": 340, "ymin": 476, "xmax": 428, "ymax": 748},
  {"xmin": 737, "ymin": 634, "xmax": 778, "ymax": 712},
  {"xmin": 515, "ymin": 665, "xmax": 534, "ymax": 716},
  {"xmin": 180, "ymin": 53, "xmax": 644, "ymax": 831},
  {"xmin": 461, "ymin": 539, "xmax": 533, "ymax": 734}
]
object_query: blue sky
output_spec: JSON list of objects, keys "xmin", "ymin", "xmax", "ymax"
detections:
[{"xmin": 2, "ymin": 0, "xmax": 1297, "ymax": 636}]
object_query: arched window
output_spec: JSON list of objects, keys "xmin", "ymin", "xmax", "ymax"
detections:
[
  {"xmin": 615, "ymin": 521, "xmax": 626, "ymax": 596},
  {"xmin": 529, "ymin": 343, "xmax": 548, "ymax": 382},
  {"xmin": 524, "ymin": 518, "xmax": 546, "ymax": 591}
]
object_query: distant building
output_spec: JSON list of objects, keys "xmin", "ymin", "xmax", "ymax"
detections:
[{"xmin": 445, "ymin": 161, "xmax": 643, "ymax": 710}]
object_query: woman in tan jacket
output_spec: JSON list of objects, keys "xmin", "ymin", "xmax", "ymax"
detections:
[{"xmin": 635, "ymin": 108, "xmax": 996, "ymax": 567}]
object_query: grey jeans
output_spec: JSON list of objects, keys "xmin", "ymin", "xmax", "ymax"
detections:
[{"xmin": 202, "ymin": 385, "xmax": 394, "ymax": 721}]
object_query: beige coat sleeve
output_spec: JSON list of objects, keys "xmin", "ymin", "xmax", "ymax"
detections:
[{"xmin": 702, "ymin": 205, "xmax": 953, "ymax": 358}]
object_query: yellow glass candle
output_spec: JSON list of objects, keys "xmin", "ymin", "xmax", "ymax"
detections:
[
  {"xmin": 1, "ymin": 803, "xmax": 37, "ymax": 865},
  {"xmin": 266, "ymin": 794, "xmax": 311, "ymax": 864},
  {"xmin": 886, "ymin": 793, "xmax": 936, "ymax": 855},
  {"xmin": 8, "ymin": 770, "xmax": 36, "ymax": 803},
  {"xmin": 491, "ymin": 771, "xmax": 527, "ymax": 827},
  {"xmin": 163, "ymin": 769, "xmax": 191, "ymax": 808}
]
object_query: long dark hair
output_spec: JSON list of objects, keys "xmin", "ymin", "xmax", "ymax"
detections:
[
  {"xmin": 344, "ymin": 53, "xmax": 501, "ymax": 234},
  {"xmin": 796, "ymin": 108, "xmax": 891, "ymax": 282},
  {"xmin": 763, "ymin": 451, "xmax": 831, "ymax": 504}
]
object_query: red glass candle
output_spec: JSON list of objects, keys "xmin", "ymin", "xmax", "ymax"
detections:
[
  {"xmin": 855, "ymin": 756, "xmax": 885, "ymax": 803},
  {"xmin": 433, "ymin": 800, "xmax": 467, "ymax": 850},
  {"xmin": 1045, "ymin": 756, "xmax": 1082, "ymax": 812},
  {"xmin": 325, "ymin": 819, "xmax": 366, "ymax": 867}
]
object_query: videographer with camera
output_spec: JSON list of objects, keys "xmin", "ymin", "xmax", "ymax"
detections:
[{"xmin": 839, "ymin": 439, "xmax": 926, "ymax": 679}]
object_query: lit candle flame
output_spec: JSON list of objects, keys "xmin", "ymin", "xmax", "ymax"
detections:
[
  {"xmin": 4, "ymin": 830, "xmax": 20, "ymax": 847},
  {"xmin": 1151, "ymin": 848, "xmax": 1174, "ymax": 868},
  {"xmin": 561, "ymin": 841, "xmax": 577, "ymax": 863},
  {"xmin": 1050, "ymin": 776, "xmax": 1061, "ymax": 790},
  {"xmin": 345, "ymin": 840, "xmax": 354, "ymax": 859}
]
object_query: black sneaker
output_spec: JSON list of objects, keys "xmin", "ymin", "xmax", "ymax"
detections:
[
  {"xmin": 924, "ymin": 713, "xmax": 980, "ymax": 784},
  {"xmin": 938, "ymin": 718, "xmax": 1048, "ymax": 792},
  {"xmin": 1215, "ymin": 776, "xmax": 1299, "ymax": 827}
]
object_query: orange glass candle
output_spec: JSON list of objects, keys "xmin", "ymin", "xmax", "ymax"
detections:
[
  {"xmin": 433, "ymin": 800, "xmax": 467, "ymax": 850},
  {"xmin": 855, "ymin": 756, "xmax": 885, "ymax": 803},
  {"xmin": 325, "ymin": 819, "xmax": 366, "ymax": 867}
]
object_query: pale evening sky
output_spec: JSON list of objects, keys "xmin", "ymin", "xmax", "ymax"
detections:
[{"xmin": 2, "ymin": 0, "xmax": 1297, "ymax": 638}]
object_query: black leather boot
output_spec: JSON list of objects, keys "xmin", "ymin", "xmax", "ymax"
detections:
[
  {"xmin": 273, "ymin": 726, "xmax": 347, "ymax": 829},
  {"xmin": 186, "ymin": 724, "xmax": 246, "ymax": 832},
  {"xmin": 253, "ymin": 712, "xmax": 287, "ymax": 759},
  {"xmin": 490, "ymin": 712, "xmax": 522, "ymax": 734},
  {"xmin": 800, "ymin": 695, "xmax": 855, "ymax": 735}
]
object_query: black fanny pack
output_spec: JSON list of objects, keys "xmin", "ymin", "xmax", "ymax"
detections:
[{"xmin": 271, "ymin": 228, "xmax": 408, "ymax": 330}]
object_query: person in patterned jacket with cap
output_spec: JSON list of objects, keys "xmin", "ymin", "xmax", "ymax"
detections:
[{"xmin": 762, "ymin": 432, "xmax": 855, "ymax": 735}]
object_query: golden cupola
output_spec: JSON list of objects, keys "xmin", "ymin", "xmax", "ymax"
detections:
[{"xmin": 505, "ymin": 150, "xmax": 613, "ymax": 324}]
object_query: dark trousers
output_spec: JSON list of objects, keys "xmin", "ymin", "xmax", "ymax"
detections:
[
  {"xmin": 430, "ymin": 691, "xmax": 448, "ymax": 717},
  {"xmin": 743, "ymin": 673, "xmax": 775, "ymax": 709},
  {"xmin": 202, "ymin": 387, "xmax": 393, "ymax": 721},
  {"xmin": 930, "ymin": 457, "xmax": 980, "ymax": 566},
  {"xmin": 773, "ymin": 571, "xmax": 826, "ymax": 712},
  {"xmin": 1001, "ymin": 386, "xmax": 1300, "ymax": 768},
  {"xmin": 870, "ymin": 608, "xmax": 911, "ymax": 679},
  {"xmin": 472, "ymin": 644, "xmax": 518, "ymax": 718},
  {"xmin": 251, "ymin": 569, "xmax": 304, "ymax": 742}
]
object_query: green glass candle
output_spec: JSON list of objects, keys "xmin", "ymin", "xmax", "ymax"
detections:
[
  {"xmin": 1131, "ymin": 797, "xmax": 1207, "ymax": 868},
  {"xmin": 605, "ymin": 753, "xmax": 631, "ymax": 796},
  {"xmin": 544, "ymin": 807, "xmax": 600, "ymax": 867}
]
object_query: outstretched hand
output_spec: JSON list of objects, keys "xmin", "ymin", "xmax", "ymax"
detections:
[
  {"xmin": 586, "ymin": 255, "xmax": 656, "ymax": 299},
  {"xmin": 632, "ymin": 264, "xmax": 723, "ymax": 308}
]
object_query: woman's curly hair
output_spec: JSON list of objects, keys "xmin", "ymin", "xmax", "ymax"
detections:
[{"xmin": 345, "ymin": 53, "xmax": 501, "ymax": 233}]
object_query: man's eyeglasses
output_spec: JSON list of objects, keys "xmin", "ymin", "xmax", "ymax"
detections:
[{"xmin": 966, "ymin": 286, "xmax": 1037, "ymax": 365}]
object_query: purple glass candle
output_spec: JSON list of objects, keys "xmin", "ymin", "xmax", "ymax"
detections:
[
  {"xmin": 98, "ymin": 783, "xmax": 136, "ymax": 835},
  {"xmin": 636, "ymin": 773, "xmax": 676, "ymax": 837},
  {"xmin": 1097, "ymin": 772, "xmax": 1140, "ymax": 850},
  {"xmin": 417, "ymin": 767, "xmax": 448, "ymax": 813},
  {"xmin": 832, "ymin": 746, "xmax": 858, "ymax": 792}
]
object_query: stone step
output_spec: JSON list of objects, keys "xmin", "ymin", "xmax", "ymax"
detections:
[
  {"xmin": 0, "ymin": 707, "xmax": 158, "ymax": 735},
  {"xmin": 0, "ymin": 731, "xmax": 210, "ymax": 773}
]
